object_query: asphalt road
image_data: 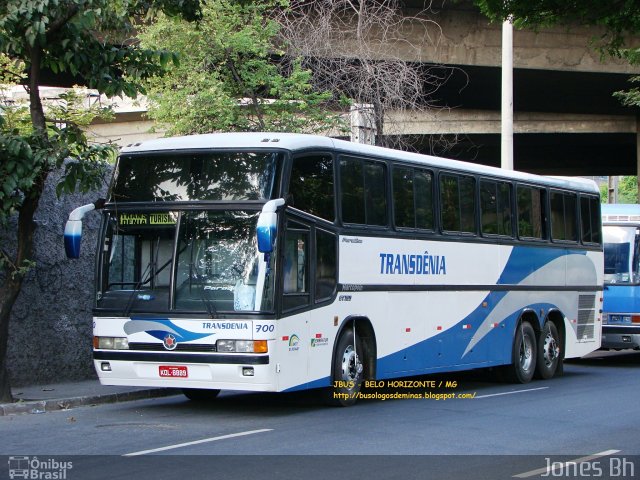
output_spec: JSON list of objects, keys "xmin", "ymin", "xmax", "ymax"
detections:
[{"xmin": 1, "ymin": 350, "xmax": 639, "ymax": 479}]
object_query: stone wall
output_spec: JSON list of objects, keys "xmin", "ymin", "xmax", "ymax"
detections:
[{"xmin": 1, "ymin": 167, "xmax": 110, "ymax": 387}]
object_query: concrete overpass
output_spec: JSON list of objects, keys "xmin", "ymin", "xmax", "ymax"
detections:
[{"xmin": 87, "ymin": 1, "xmax": 640, "ymax": 176}]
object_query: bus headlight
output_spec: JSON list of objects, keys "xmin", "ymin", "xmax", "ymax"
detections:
[
  {"xmin": 216, "ymin": 339, "xmax": 268, "ymax": 353},
  {"xmin": 94, "ymin": 336, "xmax": 129, "ymax": 350}
]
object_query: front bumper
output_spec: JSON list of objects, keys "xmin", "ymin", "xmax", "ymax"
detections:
[{"xmin": 601, "ymin": 325, "xmax": 640, "ymax": 350}]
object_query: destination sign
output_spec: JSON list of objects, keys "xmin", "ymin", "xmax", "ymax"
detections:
[{"xmin": 118, "ymin": 212, "xmax": 177, "ymax": 226}]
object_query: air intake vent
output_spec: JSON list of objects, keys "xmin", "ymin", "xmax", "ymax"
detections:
[{"xmin": 577, "ymin": 294, "xmax": 596, "ymax": 340}]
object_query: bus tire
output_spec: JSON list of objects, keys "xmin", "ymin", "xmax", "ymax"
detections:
[
  {"xmin": 504, "ymin": 321, "xmax": 537, "ymax": 384},
  {"xmin": 182, "ymin": 388, "xmax": 221, "ymax": 402},
  {"xmin": 535, "ymin": 322, "xmax": 561, "ymax": 380},
  {"xmin": 325, "ymin": 328, "xmax": 364, "ymax": 407}
]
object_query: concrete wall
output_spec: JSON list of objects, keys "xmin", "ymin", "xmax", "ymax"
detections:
[{"xmin": 2, "ymin": 167, "xmax": 110, "ymax": 387}]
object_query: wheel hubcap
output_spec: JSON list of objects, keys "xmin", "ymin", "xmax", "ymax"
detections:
[
  {"xmin": 520, "ymin": 334, "xmax": 533, "ymax": 372},
  {"xmin": 340, "ymin": 345, "xmax": 363, "ymax": 382},
  {"xmin": 543, "ymin": 332, "xmax": 559, "ymax": 367}
]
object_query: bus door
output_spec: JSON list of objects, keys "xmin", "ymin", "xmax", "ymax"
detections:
[
  {"xmin": 280, "ymin": 214, "xmax": 338, "ymax": 389},
  {"xmin": 279, "ymin": 217, "xmax": 311, "ymax": 389}
]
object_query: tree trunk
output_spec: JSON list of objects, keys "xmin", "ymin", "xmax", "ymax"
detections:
[
  {"xmin": 0, "ymin": 44, "xmax": 48, "ymax": 402},
  {"xmin": 0, "ymin": 275, "xmax": 22, "ymax": 402},
  {"xmin": 0, "ymin": 192, "xmax": 42, "ymax": 402}
]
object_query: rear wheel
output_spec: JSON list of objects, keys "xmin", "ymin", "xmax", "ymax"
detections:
[
  {"xmin": 325, "ymin": 328, "xmax": 364, "ymax": 407},
  {"xmin": 503, "ymin": 321, "xmax": 537, "ymax": 384},
  {"xmin": 535, "ymin": 321, "xmax": 561, "ymax": 379},
  {"xmin": 183, "ymin": 388, "xmax": 221, "ymax": 402}
]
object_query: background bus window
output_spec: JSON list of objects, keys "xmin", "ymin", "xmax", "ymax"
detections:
[
  {"xmin": 440, "ymin": 173, "xmax": 476, "ymax": 233},
  {"xmin": 517, "ymin": 186, "xmax": 546, "ymax": 239},
  {"xmin": 283, "ymin": 223, "xmax": 309, "ymax": 310},
  {"xmin": 288, "ymin": 155, "xmax": 335, "ymax": 221},
  {"xmin": 315, "ymin": 229, "xmax": 336, "ymax": 302},
  {"xmin": 340, "ymin": 156, "xmax": 388, "ymax": 226},
  {"xmin": 550, "ymin": 191, "xmax": 578, "ymax": 242},
  {"xmin": 480, "ymin": 179, "xmax": 512, "ymax": 236}
]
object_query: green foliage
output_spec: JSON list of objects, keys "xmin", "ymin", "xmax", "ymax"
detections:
[
  {"xmin": 139, "ymin": 0, "xmax": 345, "ymax": 135},
  {"xmin": 600, "ymin": 176, "xmax": 638, "ymax": 204},
  {"xmin": 0, "ymin": 89, "xmax": 114, "ymax": 225},
  {"xmin": 473, "ymin": 0, "xmax": 640, "ymax": 56},
  {"xmin": 0, "ymin": 0, "xmax": 201, "ymax": 226},
  {"xmin": 0, "ymin": 0, "xmax": 200, "ymax": 98}
]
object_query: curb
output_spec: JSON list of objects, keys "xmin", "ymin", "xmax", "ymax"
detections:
[{"xmin": 0, "ymin": 388, "xmax": 179, "ymax": 416}]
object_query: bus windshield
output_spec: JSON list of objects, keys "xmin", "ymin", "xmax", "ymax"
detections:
[
  {"xmin": 603, "ymin": 225, "xmax": 640, "ymax": 284},
  {"xmin": 110, "ymin": 151, "xmax": 283, "ymax": 202},
  {"xmin": 97, "ymin": 210, "xmax": 276, "ymax": 314}
]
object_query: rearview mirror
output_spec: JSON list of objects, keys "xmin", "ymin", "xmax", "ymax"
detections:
[
  {"xmin": 64, "ymin": 200, "xmax": 105, "ymax": 258},
  {"xmin": 256, "ymin": 198, "xmax": 285, "ymax": 254}
]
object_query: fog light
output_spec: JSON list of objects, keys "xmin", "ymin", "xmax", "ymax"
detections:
[
  {"xmin": 101, "ymin": 362, "xmax": 112, "ymax": 372},
  {"xmin": 242, "ymin": 367, "xmax": 254, "ymax": 376}
]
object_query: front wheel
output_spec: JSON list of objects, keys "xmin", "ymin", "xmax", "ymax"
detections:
[
  {"xmin": 503, "ymin": 321, "xmax": 537, "ymax": 384},
  {"xmin": 325, "ymin": 328, "xmax": 364, "ymax": 407},
  {"xmin": 535, "ymin": 321, "xmax": 562, "ymax": 379}
]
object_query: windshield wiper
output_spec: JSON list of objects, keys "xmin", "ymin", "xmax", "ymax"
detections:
[{"xmin": 190, "ymin": 261, "xmax": 218, "ymax": 319}]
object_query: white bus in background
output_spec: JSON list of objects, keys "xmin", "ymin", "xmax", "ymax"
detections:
[
  {"xmin": 65, "ymin": 133, "xmax": 603, "ymax": 406},
  {"xmin": 602, "ymin": 204, "xmax": 640, "ymax": 350}
]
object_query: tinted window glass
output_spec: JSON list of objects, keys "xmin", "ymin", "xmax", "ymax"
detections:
[
  {"xmin": 414, "ymin": 171, "xmax": 434, "ymax": 230},
  {"xmin": 289, "ymin": 155, "xmax": 335, "ymax": 221},
  {"xmin": 393, "ymin": 167, "xmax": 414, "ymax": 228},
  {"xmin": 440, "ymin": 173, "xmax": 476, "ymax": 233},
  {"xmin": 393, "ymin": 167, "xmax": 433, "ymax": 230},
  {"xmin": 340, "ymin": 157, "xmax": 388, "ymax": 226},
  {"xmin": 580, "ymin": 196, "xmax": 602, "ymax": 244},
  {"xmin": 517, "ymin": 186, "xmax": 545, "ymax": 239},
  {"xmin": 340, "ymin": 158, "xmax": 365, "ymax": 224},
  {"xmin": 550, "ymin": 191, "xmax": 577, "ymax": 241},
  {"xmin": 316, "ymin": 229, "xmax": 336, "ymax": 302},
  {"xmin": 283, "ymin": 222, "xmax": 310, "ymax": 310},
  {"xmin": 480, "ymin": 180, "xmax": 512, "ymax": 236},
  {"xmin": 365, "ymin": 162, "xmax": 387, "ymax": 226},
  {"xmin": 111, "ymin": 152, "xmax": 282, "ymax": 202}
]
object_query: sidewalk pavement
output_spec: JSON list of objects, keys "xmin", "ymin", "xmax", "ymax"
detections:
[{"xmin": 0, "ymin": 380, "xmax": 179, "ymax": 416}]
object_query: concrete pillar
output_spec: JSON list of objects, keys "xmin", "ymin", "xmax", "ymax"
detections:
[{"xmin": 350, "ymin": 104, "xmax": 376, "ymax": 145}]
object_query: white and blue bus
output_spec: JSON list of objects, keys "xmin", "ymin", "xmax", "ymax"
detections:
[
  {"xmin": 65, "ymin": 132, "xmax": 603, "ymax": 405},
  {"xmin": 601, "ymin": 203, "xmax": 640, "ymax": 350}
]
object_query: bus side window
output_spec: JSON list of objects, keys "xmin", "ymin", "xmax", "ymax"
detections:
[
  {"xmin": 316, "ymin": 229, "xmax": 336, "ymax": 302},
  {"xmin": 289, "ymin": 155, "xmax": 335, "ymax": 221},
  {"xmin": 517, "ymin": 185, "xmax": 546, "ymax": 239},
  {"xmin": 283, "ymin": 222, "xmax": 310, "ymax": 310}
]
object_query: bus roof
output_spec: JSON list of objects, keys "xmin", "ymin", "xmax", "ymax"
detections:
[
  {"xmin": 602, "ymin": 203, "xmax": 640, "ymax": 224},
  {"xmin": 121, "ymin": 132, "xmax": 599, "ymax": 194}
]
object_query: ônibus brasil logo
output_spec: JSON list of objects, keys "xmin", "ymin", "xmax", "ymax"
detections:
[{"xmin": 8, "ymin": 456, "xmax": 73, "ymax": 479}]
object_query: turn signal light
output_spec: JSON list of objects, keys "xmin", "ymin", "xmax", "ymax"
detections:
[{"xmin": 253, "ymin": 340, "xmax": 268, "ymax": 353}]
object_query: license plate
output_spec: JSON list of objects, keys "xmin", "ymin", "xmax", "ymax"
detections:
[{"xmin": 159, "ymin": 365, "xmax": 188, "ymax": 378}]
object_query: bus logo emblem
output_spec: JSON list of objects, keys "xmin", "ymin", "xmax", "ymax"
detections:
[{"xmin": 163, "ymin": 334, "xmax": 178, "ymax": 350}]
